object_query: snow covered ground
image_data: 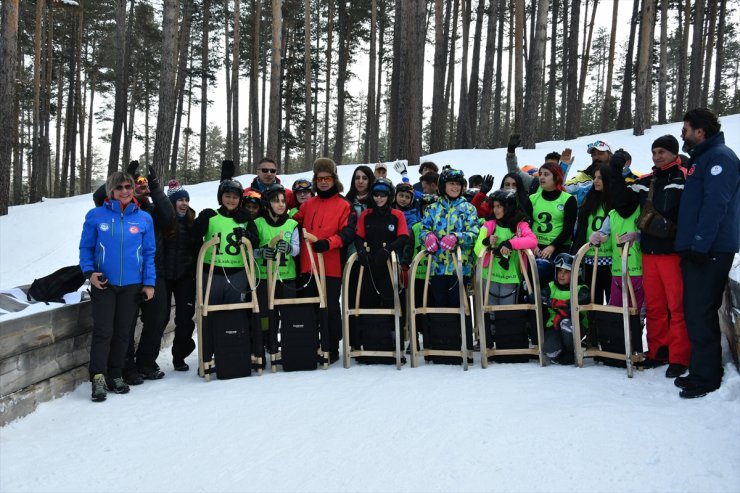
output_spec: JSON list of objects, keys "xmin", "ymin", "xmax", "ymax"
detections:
[{"xmin": 1, "ymin": 119, "xmax": 739, "ymax": 492}]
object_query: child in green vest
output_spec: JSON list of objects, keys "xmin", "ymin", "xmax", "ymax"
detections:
[
  {"xmin": 289, "ymin": 178, "xmax": 313, "ymax": 217},
  {"xmin": 542, "ymin": 253, "xmax": 589, "ymax": 365}
]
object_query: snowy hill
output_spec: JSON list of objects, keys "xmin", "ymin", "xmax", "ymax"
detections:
[{"xmin": 1, "ymin": 119, "xmax": 739, "ymax": 493}]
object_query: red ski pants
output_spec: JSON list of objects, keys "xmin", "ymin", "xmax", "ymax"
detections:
[{"xmin": 643, "ymin": 253, "xmax": 691, "ymax": 365}]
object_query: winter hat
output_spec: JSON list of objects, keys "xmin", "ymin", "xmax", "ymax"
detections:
[
  {"xmin": 312, "ymin": 157, "xmax": 343, "ymax": 193},
  {"xmin": 652, "ymin": 135, "xmax": 679, "ymax": 156},
  {"xmin": 167, "ymin": 179, "xmax": 190, "ymax": 205}
]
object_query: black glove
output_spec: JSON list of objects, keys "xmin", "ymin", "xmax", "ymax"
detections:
[
  {"xmin": 507, "ymin": 134, "xmax": 521, "ymax": 154},
  {"xmin": 276, "ymin": 239, "xmax": 291, "ymax": 254},
  {"xmin": 498, "ymin": 255, "xmax": 510, "ymax": 270},
  {"xmin": 312, "ymin": 239, "xmax": 330, "ymax": 253},
  {"xmin": 231, "ymin": 208, "xmax": 249, "ymax": 224},
  {"xmin": 609, "ymin": 150, "xmax": 628, "ymax": 173},
  {"xmin": 126, "ymin": 160, "xmax": 139, "ymax": 177},
  {"xmin": 373, "ymin": 247, "xmax": 390, "ymax": 267},
  {"xmin": 482, "ymin": 235, "xmax": 492, "ymax": 247},
  {"xmin": 198, "ymin": 208, "xmax": 217, "ymax": 222},
  {"xmin": 357, "ymin": 249, "xmax": 370, "ymax": 268},
  {"xmin": 220, "ymin": 160, "xmax": 235, "ymax": 181},
  {"xmin": 690, "ymin": 250, "xmax": 710, "ymax": 265},
  {"xmin": 480, "ymin": 174, "xmax": 494, "ymax": 194},
  {"xmin": 147, "ymin": 165, "xmax": 159, "ymax": 190},
  {"xmin": 232, "ymin": 226, "xmax": 247, "ymax": 241},
  {"xmin": 262, "ymin": 247, "xmax": 277, "ymax": 260},
  {"xmin": 500, "ymin": 240, "xmax": 513, "ymax": 250}
]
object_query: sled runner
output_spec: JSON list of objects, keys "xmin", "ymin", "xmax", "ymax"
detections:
[
  {"xmin": 571, "ymin": 243, "xmax": 645, "ymax": 378},
  {"xmin": 268, "ymin": 230, "xmax": 330, "ymax": 372},
  {"xmin": 473, "ymin": 248, "xmax": 546, "ymax": 368},
  {"xmin": 196, "ymin": 235, "xmax": 262, "ymax": 381},
  {"xmin": 341, "ymin": 245, "xmax": 404, "ymax": 369},
  {"xmin": 408, "ymin": 247, "xmax": 473, "ymax": 370}
]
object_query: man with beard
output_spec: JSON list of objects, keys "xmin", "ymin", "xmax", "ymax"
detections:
[
  {"xmin": 564, "ymin": 140, "xmax": 613, "ymax": 206},
  {"xmin": 93, "ymin": 161, "xmax": 176, "ymax": 383}
]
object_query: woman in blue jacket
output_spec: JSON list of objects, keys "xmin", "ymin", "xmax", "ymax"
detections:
[{"xmin": 80, "ymin": 172, "xmax": 156, "ymax": 402}]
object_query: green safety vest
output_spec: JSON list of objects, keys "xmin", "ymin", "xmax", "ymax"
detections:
[
  {"xmin": 412, "ymin": 222, "xmax": 428, "ymax": 280},
  {"xmin": 476, "ymin": 223, "xmax": 521, "ymax": 284},
  {"xmin": 530, "ymin": 189, "xmax": 571, "ymax": 246},
  {"xmin": 203, "ymin": 213, "xmax": 247, "ymax": 268},
  {"xmin": 585, "ymin": 205, "xmax": 613, "ymax": 258},
  {"xmin": 254, "ymin": 217, "xmax": 298, "ymax": 280},
  {"xmin": 609, "ymin": 207, "xmax": 642, "ymax": 276},
  {"xmin": 547, "ymin": 281, "xmax": 588, "ymax": 328},
  {"xmin": 288, "ymin": 207, "xmax": 298, "ymax": 218}
]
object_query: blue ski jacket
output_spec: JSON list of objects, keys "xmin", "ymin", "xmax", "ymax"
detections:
[
  {"xmin": 676, "ymin": 132, "xmax": 740, "ymax": 254},
  {"xmin": 79, "ymin": 199, "xmax": 157, "ymax": 287}
]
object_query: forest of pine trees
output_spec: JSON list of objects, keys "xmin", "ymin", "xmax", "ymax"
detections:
[{"xmin": 1, "ymin": 0, "xmax": 739, "ymax": 215}]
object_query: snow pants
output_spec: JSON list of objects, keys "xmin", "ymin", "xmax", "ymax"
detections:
[
  {"xmin": 543, "ymin": 320, "xmax": 575, "ymax": 359},
  {"xmin": 89, "ymin": 284, "xmax": 141, "ymax": 379},
  {"xmin": 166, "ymin": 275, "xmax": 197, "ymax": 363},
  {"xmin": 682, "ymin": 252, "xmax": 734, "ymax": 390},
  {"xmin": 643, "ymin": 254, "xmax": 690, "ymax": 365},
  {"xmin": 125, "ymin": 277, "xmax": 168, "ymax": 371},
  {"xmin": 583, "ymin": 262, "xmax": 612, "ymax": 305},
  {"xmin": 609, "ymin": 275, "xmax": 644, "ymax": 311},
  {"xmin": 301, "ymin": 274, "xmax": 342, "ymax": 356}
]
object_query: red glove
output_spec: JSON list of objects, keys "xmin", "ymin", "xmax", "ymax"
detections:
[
  {"xmin": 440, "ymin": 234, "xmax": 458, "ymax": 251},
  {"xmin": 424, "ymin": 233, "xmax": 439, "ymax": 253},
  {"xmin": 400, "ymin": 265, "xmax": 409, "ymax": 289}
]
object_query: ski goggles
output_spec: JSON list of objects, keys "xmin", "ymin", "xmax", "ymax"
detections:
[
  {"xmin": 292, "ymin": 179, "xmax": 312, "ymax": 192},
  {"xmin": 553, "ymin": 253, "xmax": 574, "ymax": 271},
  {"xmin": 135, "ymin": 176, "xmax": 149, "ymax": 187},
  {"xmin": 587, "ymin": 140, "xmax": 612, "ymax": 154},
  {"xmin": 242, "ymin": 190, "xmax": 262, "ymax": 203}
]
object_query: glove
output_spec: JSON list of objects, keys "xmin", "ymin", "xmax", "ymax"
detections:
[
  {"xmin": 220, "ymin": 159, "xmax": 235, "ymax": 181},
  {"xmin": 357, "ymin": 249, "xmax": 370, "ymax": 267},
  {"xmin": 373, "ymin": 247, "xmax": 390, "ymax": 267},
  {"xmin": 147, "ymin": 165, "xmax": 159, "ymax": 190},
  {"xmin": 198, "ymin": 208, "xmax": 217, "ymax": 222},
  {"xmin": 424, "ymin": 233, "xmax": 439, "ymax": 253},
  {"xmin": 500, "ymin": 240, "xmax": 513, "ymax": 251},
  {"xmin": 400, "ymin": 265, "xmax": 409, "ymax": 289},
  {"xmin": 232, "ymin": 227, "xmax": 247, "ymax": 241},
  {"xmin": 498, "ymin": 255, "xmax": 510, "ymax": 270},
  {"xmin": 276, "ymin": 239, "xmax": 290, "ymax": 254},
  {"xmin": 312, "ymin": 239, "xmax": 330, "ymax": 253},
  {"xmin": 609, "ymin": 149, "xmax": 628, "ymax": 173},
  {"xmin": 617, "ymin": 232, "xmax": 639, "ymax": 245},
  {"xmin": 440, "ymin": 234, "xmax": 458, "ymax": 251},
  {"xmin": 507, "ymin": 134, "xmax": 521, "ymax": 154},
  {"xmin": 393, "ymin": 161, "xmax": 407, "ymax": 176},
  {"xmin": 479, "ymin": 174, "xmax": 494, "ymax": 194},
  {"xmin": 126, "ymin": 160, "xmax": 139, "ymax": 177},
  {"xmin": 232, "ymin": 208, "xmax": 250, "ymax": 224},
  {"xmin": 589, "ymin": 231, "xmax": 604, "ymax": 245},
  {"xmin": 262, "ymin": 247, "xmax": 277, "ymax": 260},
  {"xmin": 690, "ymin": 250, "xmax": 710, "ymax": 265},
  {"xmin": 482, "ymin": 235, "xmax": 492, "ymax": 246}
]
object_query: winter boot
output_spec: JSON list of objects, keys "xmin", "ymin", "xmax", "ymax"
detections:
[
  {"xmin": 173, "ymin": 359, "xmax": 189, "ymax": 372},
  {"xmin": 138, "ymin": 365, "xmax": 165, "ymax": 380},
  {"xmin": 91, "ymin": 374, "xmax": 107, "ymax": 402},
  {"xmin": 108, "ymin": 376, "xmax": 130, "ymax": 394}
]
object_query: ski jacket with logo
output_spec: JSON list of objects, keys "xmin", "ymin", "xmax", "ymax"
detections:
[
  {"xmin": 419, "ymin": 196, "xmax": 480, "ymax": 276},
  {"xmin": 79, "ymin": 199, "xmax": 156, "ymax": 287},
  {"xmin": 676, "ymin": 132, "xmax": 740, "ymax": 254},
  {"xmin": 355, "ymin": 207, "xmax": 409, "ymax": 258}
]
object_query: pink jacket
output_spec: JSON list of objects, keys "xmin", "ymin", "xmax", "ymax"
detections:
[{"xmin": 480, "ymin": 219, "xmax": 537, "ymax": 268}]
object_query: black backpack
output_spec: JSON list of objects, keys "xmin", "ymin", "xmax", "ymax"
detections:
[{"xmin": 27, "ymin": 265, "xmax": 86, "ymax": 304}]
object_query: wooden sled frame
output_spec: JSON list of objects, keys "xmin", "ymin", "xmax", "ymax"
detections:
[
  {"xmin": 267, "ymin": 229, "xmax": 330, "ymax": 372},
  {"xmin": 408, "ymin": 246, "xmax": 472, "ymax": 371},
  {"xmin": 474, "ymin": 247, "xmax": 546, "ymax": 368},
  {"xmin": 196, "ymin": 235, "xmax": 262, "ymax": 381},
  {"xmin": 571, "ymin": 242, "xmax": 643, "ymax": 377},
  {"xmin": 341, "ymin": 248, "xmax": 404, "ymax": 370}
]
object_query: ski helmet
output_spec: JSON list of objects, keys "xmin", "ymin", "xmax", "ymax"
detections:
[
  {"xmin": 371, "ymin": 177, "xmax": 394, "ymax": 197},
  {"xmin": 553, "ymin": 253, "xmax": 575, "ymax": 271},
  {"xmin": 438, "ymin": 168, "xmax": 465, "ymax": 198},
  {"xmin": 488, "ymin": 189, "xmax": 519, "ymax": 218},
  {"xmin": 218, "ymin": 179, "xmax": 244, "ymax": 205},
  {"xmin": 395, "ymin": 182, "xmax": 414, "ymax": 197},
  {"xmin": 241, "ymin": 188, "xmax": 262, "ymax": 207},
  {"xmin": 292, "ymin": 178, "xmax": 312, "ymax": 193},
  {"xmin": 262, "ymin": 183, "xmax": 286, "ymax": 204}
]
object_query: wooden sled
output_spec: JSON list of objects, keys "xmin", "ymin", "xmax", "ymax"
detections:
[
  {"xmin": 408, "ymin": 246, "xmax": 472, "ymax": 371},
  {"xmin": 571, "ymin": 242, "xmax": 645, "ymax": 378},
  {"xmin": 474, "ymin": 247, "xmax": 546, "ymax": 368},
  {"xmin": 341, "ymin": 247, "xmax": 404, "ymax": 370},
  {"xmin": 268, "ymin": 229, "xmax": 330, "ymax": 372},
  {"xmin": 196, "ymin": 235, "xmax": 262, "ymax": 381}
]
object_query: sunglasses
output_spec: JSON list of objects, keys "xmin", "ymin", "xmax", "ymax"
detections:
[
  {"xmin": 372, "ymin": 191, "xmax": 389, "ymax": 197},
  {"xmin": 315, "ymin": 176, "xmax": 334, "ymax": 184},
  {"xmin": 260, "ymin": 168, "xmax": 277, "ymax": 174},
  {"xmin": 115, "ymin": 184, "xmax": 133, "ymax": 191}
]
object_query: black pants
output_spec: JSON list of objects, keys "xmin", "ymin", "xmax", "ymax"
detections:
[
  {"xmin": 584, "ymin": 263, "xmax": 612, "ymax": 305},
  {"xmin": 166, "ymin": 276, "xmax": 196, "ymax": 363},
  {"xmin": 124, "ymin": 277, "xmax": 169, "ymax": 371},
  {"xmin": 682, "ymin": 252, "xmax": 734, "ymax": 390},
  {"xmin": 301, "ymin": 274, "xmax": 342, "ymax": 354},
  {"xmin": 90, "ymin": 284, "xmax": 141, "ymax": 378}
]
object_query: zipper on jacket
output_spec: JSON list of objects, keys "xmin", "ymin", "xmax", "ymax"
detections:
[{"xmin": 119, "ymin": 210, "xmax": 124, "ymax": 285}]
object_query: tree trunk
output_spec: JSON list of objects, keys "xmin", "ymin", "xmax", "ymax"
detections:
[
  {"xmin": 73, "ymin": 7, "xmax": 84, "ymax": 196},
  {"xmin": 520, "ymin": 0, "xmax": 548, "ymax": 148},
  {"xmin": 85, "ymin": 67, "xmax": 96, "ymax": 193},
  {"xmin": 152, "ymin": 0, "xmax": 180, "ymax": 179},
  {"xmin": 199, "ymin": 0, "xmax": 210, "ymax": 182},
  {"xmin": 477, "ymin": 0, "xmax": 497, "ymax": 147},
  {"xmin": 0, "ymin": 0, "xmax": 19, "ymax": 214},
  {"xmin": 574, "ymin": 0, "xmax": 598, "ymax": 135},
  {"xmin": 543, "ymin": 0, "xmax": 559, "ymax": 139},
  {"xmin": 398, "ymin": 0, "xmax": 426, "ymax": 165},
  {"xmin": 513, "ymin": 0, "xmax": 524, "ymax": 133},
  {"xmin": 249, "ymin": 0, "xmax": 261, "ymax": 164},
  {"xmin": 599, "ymin": 0, "xmax": 617, "ymax": 131},
  {"xmin": 170, "ymin": 0, "xmax": 194, "ymax": 178},
  {"xmin": 467, "ymin": 0, "xmax": 485, "ymax": 146},
  {"xmin": 504, "ymin": 0, "xmax": 513, "ymax": 139},
  {"xmin": 674, "ymin": 0, "xmax": 690, "ymax": 120},
  {"xmin": 687, "ymin": 0, "xmax": 704, "ymax": 110},
  {"xmin": 231, "ymin": 0, "xmax": 240, "ymax": 170},
  {"xmin": 54, "ymin": 58, "xmax": 62, "ymax": 196},
  {"xmin": 656, "ymin": 0, "xmax": 667, "ymax": 123},
  {"xmin": 430, "ymin": 0, "xmax": 449, "ymax": 153},
  {"xmin": 492, "ymin": 0, "xmax": 505, "ymax": 146},
  {"xmin": 374, "ymin": 0, "xmax": 385, "ymax": 161},
  {"xmin": 564, "ymin": 0, "xmax": 580, "ymax": 139},
  {"xmin": 559, "ymin": 0, "xmax": 568, "ymax": 138},
  {"xmin": 322, "ymin": 0, "xmax": 334, "ymax": 157},
  {"xmin": 11, "ymin": 30, "xmax": 22, "ymax": 205},
  {"xmin": 108, "ymin": 0, "xmax": 132, "ymax": 174},
  {"xmin": 61, "ymin": 29, "xmax": 77, "ymax": 197},
  {"xmin": 616, "ymin": 0, "xmax": 639, "ymax": 129},
  {"xmin": 332, "ymin": 0, "xmax": 349, "ymax": 163},
  {"xmin": 364, "ymin": 0, "xmax": 377, "ymax": 163},
  {"xmin": 455, "ymin": 0, "xmax": 471, "ymax": 148},
  {"xmin": 634, "ymin": 0, "xmax": 654, "ymax": 135},
  {"xmin": 266, "ymin": 0, "xmax": 282, "ymax": 161},
  {"xmin": 304, "ymin": 0, "xmax": 313, "ymax": 166},
  {"xmin": 30, "ymin": 0, "xmax": 45, "ymax": 202},
  {"xmin": 224, "ymin": 0, "xmax": 232, "ymax": 160},
  {"xmin": 700, "ymin": 0, "xmax": 716, "ymax": 106},
  {"xmin": 444, "ymin": 0, "xmax": 459, "ymax": 150},
  {"xmin": 123, "ymin": 73, "xmax": 137, "ymax": 169},
  {"xmin": 712, "ymin": 0, "xmax": 726, "ymax": 112}
]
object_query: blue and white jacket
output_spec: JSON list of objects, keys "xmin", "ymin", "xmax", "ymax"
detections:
[{"xmin": 79, "ymin": 199, "xmax": 156, "ymax": 286}]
